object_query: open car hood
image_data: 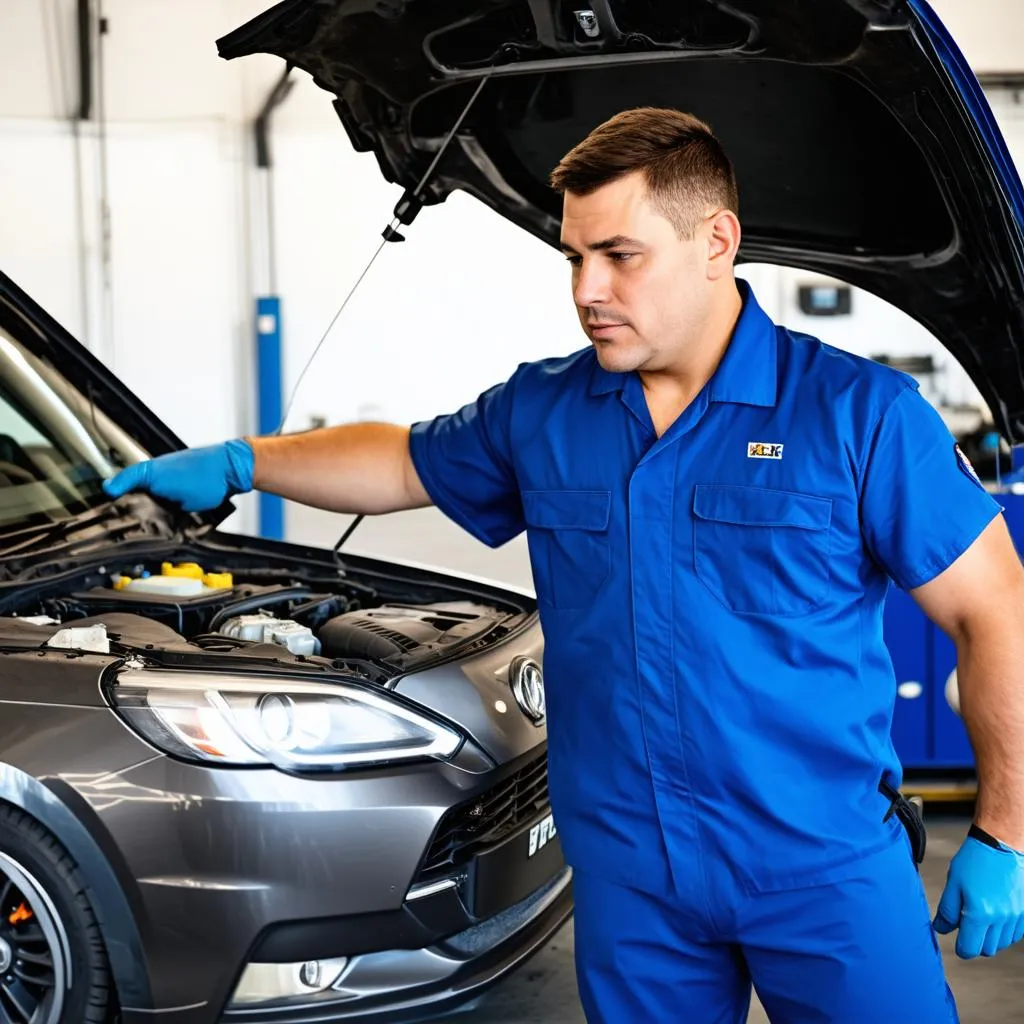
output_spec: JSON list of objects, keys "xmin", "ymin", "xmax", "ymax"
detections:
[{"xmin": 218, "ymin": 0, "xmax": 1024, "ymax": 440}]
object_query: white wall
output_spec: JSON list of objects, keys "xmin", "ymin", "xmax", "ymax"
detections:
[
  {"xmin": 0, "ymin": 1, "xmax": 283, "ymax": 122},
  {"xmin": 0, "ymin": 0, "xmax": 1022, "ymax": 544},
  {"xmin": 0, "ymin": 0, "xmax": 281, "ymax": 532},
  {"xmin": 928, "ymin": 0, "xmax": 1024, "ymax": 73},
  {"xmin": 268, "ymin": 116, "xmax": 584, "ymax": 432}
]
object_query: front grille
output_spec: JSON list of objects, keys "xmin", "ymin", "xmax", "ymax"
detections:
[{"xmin": 416, "ymin": 753, "xmax": 550, "ymax": 883}]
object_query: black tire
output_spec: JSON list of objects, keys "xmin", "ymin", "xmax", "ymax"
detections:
[{"xmin": 0, "ymin": 804, "xmax": 116, "ymax": 1023}]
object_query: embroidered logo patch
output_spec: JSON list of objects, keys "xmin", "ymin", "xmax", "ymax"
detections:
[
  {"xmin": 747, "ymin": 442, "xmax": 784, "ymax": 460},
  {"xmin": 955, "ymin": 442, "xmax": 980, "ymax": 483}
]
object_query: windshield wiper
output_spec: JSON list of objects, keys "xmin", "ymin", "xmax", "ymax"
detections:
[{"xmin": 0, "ymin": 502, "xmax": 135, "ymax": 558}]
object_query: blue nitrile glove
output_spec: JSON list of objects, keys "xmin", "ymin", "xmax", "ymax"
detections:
[
  {"xmin": 103, "ymin": 439, "xmax": 254, "ymax": 512},
  {"xmin": 933, "ymin": 825, "xmax": 1024, "ymax": 959}
]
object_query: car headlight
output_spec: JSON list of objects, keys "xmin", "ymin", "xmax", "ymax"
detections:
[{"xmin": 109, "ymin": 670, "xmax": 462, "ymax": 770}]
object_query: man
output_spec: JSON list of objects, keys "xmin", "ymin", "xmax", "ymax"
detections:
[{"xmin": 106, "ymin": 108, "xmax": 1024, "ymax": 1023}]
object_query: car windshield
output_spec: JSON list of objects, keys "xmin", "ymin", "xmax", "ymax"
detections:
[{"xmin": 0, "ymin": 324, "xmax": 148, "ymax": 532}]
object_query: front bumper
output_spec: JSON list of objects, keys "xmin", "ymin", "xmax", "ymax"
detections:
[
  {"xmin": 221, "ymin": 866, "xmax": 573, "ymax": 1023},
  {"xmin": 78, "ymin": 740, "xmax": 566, "ymax": 1024}
]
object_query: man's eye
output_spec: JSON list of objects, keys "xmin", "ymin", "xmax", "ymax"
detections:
[
  {"xmin": 610, "ymin": 252, "xmax": 635, "ymax": 262},
  {"xmin": 565, "ymin": 255, "xmax": 582, "ymax": 267}
]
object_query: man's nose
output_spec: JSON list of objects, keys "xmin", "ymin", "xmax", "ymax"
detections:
[{"xmin": 573, "ymin": 258, "xmax": 612, "ymax": 308}]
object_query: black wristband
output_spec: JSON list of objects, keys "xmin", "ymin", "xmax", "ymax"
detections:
[{"xmin": 969, "ymin": 823, "xmax": 1004, "ymax": 850}]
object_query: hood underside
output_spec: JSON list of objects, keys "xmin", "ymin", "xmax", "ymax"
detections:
[{"xmin": 218, "ymin": 0, "xmax": 1024, "ymax": 440}]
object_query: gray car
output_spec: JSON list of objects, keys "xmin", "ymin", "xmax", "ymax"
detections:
[
  {"xmin": 3, "ymin": 1, "xmax": 1024, "ymax": 1023},
  {"xmin": 0, "ymin": 265, "xmax": 569, "ymax": 1024},
  {"xmin": 0, "ymin": 266, "xmax": 567, "ymax": 1024}
]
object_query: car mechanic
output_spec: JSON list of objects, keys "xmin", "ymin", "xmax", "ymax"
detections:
[{"xmin": 105, "ymin": 108, "xmax": 1024, "ymax": 1023}]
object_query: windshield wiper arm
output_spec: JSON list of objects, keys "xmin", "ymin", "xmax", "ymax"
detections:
[{"xmin": 0, "ymin": 503, "xmax": 132, "ymax": 557}]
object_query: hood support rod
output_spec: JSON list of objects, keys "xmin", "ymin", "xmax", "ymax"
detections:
[
  {"xmin": 381, "ymin": 70, "xmax": 494, "ymax": 243},
  {"xmin": 331, "ymin": 72, "xmax": 496, "ymax": 559}
]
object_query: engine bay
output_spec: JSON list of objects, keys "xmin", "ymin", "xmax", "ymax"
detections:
[{"xmin": 0, "ymin": 556, "xmax": 521, "ymax": 681}]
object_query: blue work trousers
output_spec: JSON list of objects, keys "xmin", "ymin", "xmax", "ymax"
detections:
[{"xmin": 573, "ymin": 837, "xmax": 958, "ymax": 1023}]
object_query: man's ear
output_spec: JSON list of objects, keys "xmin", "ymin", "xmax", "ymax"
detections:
[{"xmin": 706, "ymin": 210, "xmax": 741, "ymax": 281}]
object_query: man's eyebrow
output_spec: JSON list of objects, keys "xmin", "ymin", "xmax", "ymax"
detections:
[{"xmin": 559, "ymin": 235, "xmax": 646, "ymax": 253}]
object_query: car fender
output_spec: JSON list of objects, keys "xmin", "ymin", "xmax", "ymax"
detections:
[{"xmin": 0, "ymin": 761, "xmax": 154, "ymax": 1010}]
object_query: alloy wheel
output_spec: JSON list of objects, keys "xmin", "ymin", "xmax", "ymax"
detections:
[{"xmin": 0, "ymin": 852, "xmax": 70, "ymax": 1024}]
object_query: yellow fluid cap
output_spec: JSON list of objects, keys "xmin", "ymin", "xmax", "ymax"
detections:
[
  {"xmin": 161, "ymin": 562, "xmax": 204, "ymax": 579},
  {"xmin": 203, "ymin": 572, "xmax": 233, "ymax": 589},
  {"xmin": 112, "ymin": 575, "xmax": 131, "ymax": 590}
]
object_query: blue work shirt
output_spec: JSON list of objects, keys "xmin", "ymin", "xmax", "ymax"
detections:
[{"xmin": 409, "ymin": 282, "xmax": 1002, "ymax": 899}]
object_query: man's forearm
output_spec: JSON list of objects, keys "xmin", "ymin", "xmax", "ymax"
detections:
[
  {"xmin": 957, "ymin": 619, "xmax": 1024, "ymax": 849},
  {"xmin": 246, "ymin": 422, "xmax": 432, "ymax": 515}
]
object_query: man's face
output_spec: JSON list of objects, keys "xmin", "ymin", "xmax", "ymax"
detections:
[{"xmin": 559, "ymin": 170, "xmax": 713, "ymax": 374}]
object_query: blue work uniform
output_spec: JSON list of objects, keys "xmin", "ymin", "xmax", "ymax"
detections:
[{"xmin": 409, "ymin": 281, "xmax": 1002, "ymax": 1023}]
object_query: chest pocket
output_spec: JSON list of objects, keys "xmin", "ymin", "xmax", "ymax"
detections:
[
  {"xmin": 523, "ymin": 489, "xmax": 611, "ymax": 610},
  {"xmin": 692, "ymin": 484, "xmax": 833, "ymax": 617}
]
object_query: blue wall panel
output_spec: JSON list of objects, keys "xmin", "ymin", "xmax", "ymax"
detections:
[{"xmin": 255, "ymin": 296, "xmax": 284, "ymax": 540}]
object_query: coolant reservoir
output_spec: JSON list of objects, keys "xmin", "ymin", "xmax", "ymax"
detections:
[
  {"xmin": 121, "ymin": 575, "xmax": 207, "ymax": 597},
  {"xmin": 219, "ymin": 613, "xmax": 320, "ymax": 657},
  {"xmin": 112, "ymin": 563, "xmax": 233, "ymax": 595}
]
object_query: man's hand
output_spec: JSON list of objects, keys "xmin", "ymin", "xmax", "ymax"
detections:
[
  {"xmin": 934, "ymin": 828, "xmax": 1024, "ymax": 958},
  {"xmin": 103, "ymin": 439, "xmax": 254, "ymax": 512}
]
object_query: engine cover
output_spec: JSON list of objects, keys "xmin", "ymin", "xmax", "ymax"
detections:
[{"xmin": 317, "ymin": 602, "xmax": 500, "ymax": 662}]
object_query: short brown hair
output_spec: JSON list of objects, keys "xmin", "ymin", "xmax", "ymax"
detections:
[{"xmin": 548, "ymin": 107, "xmax": 739, "ymax": 237}]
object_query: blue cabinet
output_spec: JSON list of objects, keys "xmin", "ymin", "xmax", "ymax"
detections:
[
  {"xmin": 885, "ymin": 585, "xmax": 931, "ymax": 767},
  {"xmin": 884, "ymin": 586, "xmax": 973, "ymax": 770},
  {"xmin": 885, "ymin": 491, "xmax": 1023, "ymax": 770},
  {"xmin": 930, "ymin": 626, "xmax": 972, "ymax": 767}
]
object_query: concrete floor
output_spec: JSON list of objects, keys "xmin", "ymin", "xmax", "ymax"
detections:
[{"xmin": 283, "ymin": 505, "xmax": 1024, "ymax": 1023}]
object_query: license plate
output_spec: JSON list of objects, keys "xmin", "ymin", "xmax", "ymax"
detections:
[{"xmin": 470, "ymin": 810, "xmax": 565, "ymax": 920}]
